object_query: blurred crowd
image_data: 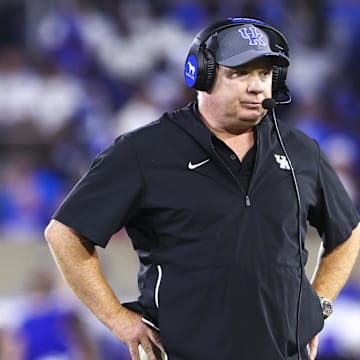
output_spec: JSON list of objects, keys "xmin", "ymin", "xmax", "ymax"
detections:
[
  {"xmin": 0, "ymin": 0, "xmax": 359, "ymax": 240},
  {"xmin": 0, "ymin": 0, "xmax": 359, "ymax": 359},
  {"xmin": 0, "ymin": 266, "xmax": 133, "ymax": 360}
]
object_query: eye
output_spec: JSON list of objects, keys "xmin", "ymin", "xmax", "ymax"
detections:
[
  {"xmin": 230, "ymin": 69, "xmax": 248, "ymax": 78},
  {"xmin": 261, "ymin": 69, "xmax": 272, "ymax": 77}
]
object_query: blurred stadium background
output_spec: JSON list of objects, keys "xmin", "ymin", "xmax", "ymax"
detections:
[{"xmin": 0, "ymin": 0, "xmax": 359, "ymax": 359}]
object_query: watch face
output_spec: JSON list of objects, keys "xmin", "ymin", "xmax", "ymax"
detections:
[{"xmin": 321, "ymin": 298, "xmax": 333, "ymax": 319}]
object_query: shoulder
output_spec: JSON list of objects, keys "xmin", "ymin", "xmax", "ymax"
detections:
[{"xmin": 276, "ymin": 118, "xmax": 320, "ymax": 153}]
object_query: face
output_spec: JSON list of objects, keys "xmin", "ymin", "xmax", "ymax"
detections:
[{"xmin": 198, "ymin": 58, "xmax": 273, "ymax": 133}]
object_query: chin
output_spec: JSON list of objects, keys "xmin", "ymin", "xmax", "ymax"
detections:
[
  {"xmin": 240, "ymin": 114, "xmax": 263, "ymax": 124},
  {"xmin": 240, "ymin": 110, "xmax": 266, "ymax": 123}
]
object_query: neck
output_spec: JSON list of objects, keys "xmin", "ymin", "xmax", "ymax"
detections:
[{"xmin": 198, "ymin": 104, "xmax": 254, "ymax": 141}]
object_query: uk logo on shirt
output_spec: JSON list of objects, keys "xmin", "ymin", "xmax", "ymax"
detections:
[{"xmin": 274, "ymin": 154, "xmax": 291, "ymax": 170}]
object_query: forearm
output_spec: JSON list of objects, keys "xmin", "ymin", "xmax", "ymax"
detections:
[
  {"xmin": 311, "ymin": 223, "xmax": 360, "ymax": 301},
  {"xmin": 45, "ymin": 219, "xmax": 125, "ymax": 331},
  {"xmin": 45, "ymin": 219, "xmax": 165, "ymax": 359}
]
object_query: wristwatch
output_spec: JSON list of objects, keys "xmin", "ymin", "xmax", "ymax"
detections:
[{"xmin": 318, "ymin": 295, "xmax": 333, "ymax": 319}]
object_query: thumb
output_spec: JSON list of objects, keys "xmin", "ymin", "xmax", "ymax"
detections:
[{"xmin": 308, "ymin": 334, "xmax": 319, "ymax": 360}]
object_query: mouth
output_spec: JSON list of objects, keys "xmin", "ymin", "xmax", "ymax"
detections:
[{"xmin": 241, "ymin": 102, "xmax": 262, "ymax": 109}]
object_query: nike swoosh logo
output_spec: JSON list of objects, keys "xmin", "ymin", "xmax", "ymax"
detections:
[{"xmin": 187, "ymin": 158, "xmax": 210, "ymax": 170}]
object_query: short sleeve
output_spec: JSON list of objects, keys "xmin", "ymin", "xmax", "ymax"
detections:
[
  {"xmin": 308, "ymin": 147, "xmax": 360, "ymax": 253},
  {"xmin": 53, "ymin": 134, "xmax": 144, "ymax": 247}
]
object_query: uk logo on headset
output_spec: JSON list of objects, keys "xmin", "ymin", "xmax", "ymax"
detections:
[{"xmin": 184, "ymin": 54, "xmax": 198, "ymax": 87}]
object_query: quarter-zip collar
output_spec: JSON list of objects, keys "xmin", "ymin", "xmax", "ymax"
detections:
[{"xmin": 168, "ymin": 100, "xmax": 272, "ymax": 150}]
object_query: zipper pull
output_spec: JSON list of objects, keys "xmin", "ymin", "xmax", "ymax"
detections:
[{"xmin": 245, "ymin": 195, "xmax": 251, "ymax": 207}]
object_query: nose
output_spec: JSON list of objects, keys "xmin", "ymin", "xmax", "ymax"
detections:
[{"xmin": 247, "ymin": 74, "xmax": 264, "ymax": 94}]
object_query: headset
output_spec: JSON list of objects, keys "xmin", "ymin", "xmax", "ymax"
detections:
[{"xmin": 184, "ymin": 17, "xmax": 290, "ymax": 102}]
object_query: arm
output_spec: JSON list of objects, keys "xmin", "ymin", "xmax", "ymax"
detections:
[
  {"xmin": 44, "ymin": 219, "xmax": 164, "ymax": 360},
  {"xmin": 308, "ymin": 222, "xmax": 360, "ymax": 359},
  {"xmin": 311, "ymin": 223, "xmax": 360, "ymax": 301}
]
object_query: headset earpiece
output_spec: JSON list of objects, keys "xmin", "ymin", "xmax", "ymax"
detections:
[
  {"xmin": 184, "ymin": 45, "xmax": 216, "ymax": 92},
  {"xmin": 272, "ymin": 66, "xmax": 289, "ymax": 101},
  {"xmin": 202, "ymin": 48, "xmax": 216, "ymax": 92}
]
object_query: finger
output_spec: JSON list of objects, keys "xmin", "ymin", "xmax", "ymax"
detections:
[
  {"xmin": 148, "ymin": 330, "xmax": 165, "ymax": 352},
  {"xmin": 140, "ymin": 338, "xmax": 157, "ymax": 360},
  {"xmin": 128, "ymin": 341, "xmax": 141, "ymax": 360}
]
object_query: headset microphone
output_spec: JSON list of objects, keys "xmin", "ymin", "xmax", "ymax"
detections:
[{"xmin": 262, "ymin": 98, "xmax": 276, "ymax": 110}]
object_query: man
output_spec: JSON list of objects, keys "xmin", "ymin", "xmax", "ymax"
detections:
[{"xmin": 45, "ymin": 18, "xmax": 360, "ymax": 360}]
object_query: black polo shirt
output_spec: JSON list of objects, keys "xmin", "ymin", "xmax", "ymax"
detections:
[{"xmin": 213, "ymin": 136, "xmax": 256, "ymax": 193}]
